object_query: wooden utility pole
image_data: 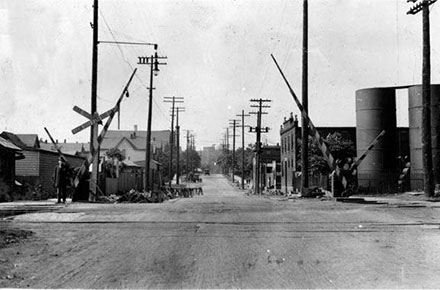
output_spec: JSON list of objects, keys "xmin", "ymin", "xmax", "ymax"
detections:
[
  {"xmin": 229, "ymin": 119, "xmax": 240, "ymax": 183},
  {"xmin": 145, "ymin": 55, "xmax": 154, "ymax": 191},
  {"xmin": 117, "ymin": 104, "xmax": 120, "ymax": 130},
  {"xmin": 237, "ymin": 110, "xmax": 250, "ymax": 190},
  {"xmin": 164, "ymin": 97, "xmax": 184, "ymax": 186},
  {"xmin": 175, "ymin": 107, "xmax": 185, "ymax": 184},
  {"xmin": 407, "ymin": 0, "xmax": 436, "ymax": 197},
  {"xmin": 301, "ymin": 0, "xmax": 309, "ymax": 193},
  {"xmin": 226, "ymin": 127, "xmax": 230, "ymax": 153},
  {"xmin": 137, "ymin": 51, "xmax": 166, "ymax": 191},
  {"xmin": 186, "ymin": 130, "xmax": 191, "ymax": 175},
  {"xmin": 170, "ymin": 103, "xmax": 175, "ymax": 185},
  {"xmin": 89, "ymin": 0, "xmax": 99, "ymax": 202},
  {"xmin": 250, "ymin": 99, "xmax": 271, "ymax": 194}
]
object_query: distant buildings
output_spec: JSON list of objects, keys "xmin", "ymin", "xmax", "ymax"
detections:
[
  {"xmin": 200, "ymin": 145, "xmax": 222, "ymax": 173},
  {"xmin": 257, "ymin": 145, "xmax": 281, "ymax": 190}
]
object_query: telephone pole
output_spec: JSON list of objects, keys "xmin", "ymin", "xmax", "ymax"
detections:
[
  {"xmin": 164, "ymin": 97, "xmax": 184, "ymax": 186},
  {"xmin": 222, "ymin": 129, "xmax": 230, "ymax": 175},
  {"xmin": 175, "ymin": 107, "xmax": 185, "ymax": 184},
  {"xmin": 407, "ymin": 0, "xmax": 436, "ymax": 197},
  {"xmin": 98, "ymin": 41, "xmax": 155, "ymax": 132},
  {"xmin": 249, "ymin": 99, "xmax": 271, "ymax": 194},
  {"xmin": 89, "ymin": 0, "xmax": 99, "ymax": 201},
  {"xmin": 229, "ymin": 119, "xmax": 241, "ymax": 183},
  {"xmin": 138, "ymin": 49, "xmax": 167, "ymax": 191},
  {"xmin": 186, "ymin": 130, "xmax": 192, "ymax": 175},
  {"xmin": 301, "ymin": 0, "xmax": 309, "ymax": 193},
  {"xmin": 237, "ymin": 110, "xmax": 251, "ymax": 190}
]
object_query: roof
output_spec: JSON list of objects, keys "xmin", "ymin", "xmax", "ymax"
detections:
[
  {"xmin": 16, "ymin": 134, "xmax": 40, "ymax": 148},
  {"xmin": 134, "ymin": 159, "xmax": 162, "ymax": 168},
  {"xmin": 40, "ymin": 142, "xmax": 90, "ymax": 155},
  {"xmin": 0, "ymin": 136, "xmax": 22, "ymax": 151},
  {"xmin": 0, "ymin": 132, "xmax": 27, "ymax": 148},
  {"xmin": 0, "ymin": 132, "xmax": 41, "ymax": 149},
  {"xmin": 122, "ymin": 159, "xmax": 142, "ymax": 168},
  {"xmin": 101, "ymin": 130, "xmax": 170, "ymax": 151}
]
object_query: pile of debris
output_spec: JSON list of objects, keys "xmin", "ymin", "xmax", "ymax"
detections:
[
  {"xmin": 96, "ymin": 189, "xmax": 169, "ymax": 203},
  {"xmin": 0, "ymin": 226, "xmax": 33, "ymax": 248}
]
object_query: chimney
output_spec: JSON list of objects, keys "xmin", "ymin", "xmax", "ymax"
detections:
[
  {"xmin": 64, "ymin": 139, "xmax": 66, "ymax": 143},
  {"xmin": 56, "ymin": 139, "xmax": 58, "ymax": 144},
  {"xmin": 134, "ymin": 124, "xmax": 138, "ymax": 132}
]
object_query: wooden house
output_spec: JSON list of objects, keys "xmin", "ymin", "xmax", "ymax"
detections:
[
  {"xmin": 0, "ymin": 136, "xmax": 23, "ymax": 187},
  {"xmin": 0, "ymin": 132, "xmax": 85, "ymax": 195}
]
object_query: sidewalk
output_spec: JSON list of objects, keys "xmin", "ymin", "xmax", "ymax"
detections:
[
  {"xmin": 255, "ymin": 188, "xmax": 440, "ymax": 208},
  {"xmin": 352, "ymin": 191, "xmax": 440, "ymax": 207},
  {"xmin": 0, "ymin": 199, "xmax": 69, "ymax": 218}
]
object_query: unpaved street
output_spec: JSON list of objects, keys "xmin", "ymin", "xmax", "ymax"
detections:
[{"xmin": 1, "ymin": 174, "xmax": 440, "ymax": 288}]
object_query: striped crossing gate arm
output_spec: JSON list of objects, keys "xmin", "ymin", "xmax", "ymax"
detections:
[
  {"xmin": 350, "ymin": 130, "xmax": 386, "ymax": 172},
  {"xmin": 271, "ymin": 54, "xmax": 335, "ymax": 170},
  {"xmin": 398, "ymin": 161, "xmax": 410, "ymax": 186},
  {"xmin": 73, "ymin": 69, "xmax": 137, "ymax": 188},
  {"xmin": 44, "ymin": 127, "xmax": 66, "ymax": 160}
]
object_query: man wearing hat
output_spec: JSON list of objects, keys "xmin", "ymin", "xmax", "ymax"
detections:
[{"xmin": 52, "ymin": 156, "xmax": 70, "ymax": 204}]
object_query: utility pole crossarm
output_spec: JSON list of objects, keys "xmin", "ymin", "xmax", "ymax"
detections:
[{"xmin": 407, "ymin": 0, "xmax": 437, "ymax": 14}]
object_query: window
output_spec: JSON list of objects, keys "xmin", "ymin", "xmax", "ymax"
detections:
[{"xmin": 291, "ymin": 133, "xmax": 294, "ymax": 150}]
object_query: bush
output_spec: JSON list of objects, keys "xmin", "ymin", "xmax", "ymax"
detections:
[
  {"xmin": 0, "ymin": 178, "xmax": 12, "ymax": 202},
  {"xmin": 13, "ymin": 183, "xmax": 51, "ymax": 201}
]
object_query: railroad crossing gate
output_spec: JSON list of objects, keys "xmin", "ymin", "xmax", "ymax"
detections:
[
  {"xmin": 70, "ymin": 69, "xmax": 137, "ymax": 200},
  {"xmin": 72, "ymin": 105, "xmax": 118, "ymax": 134},
  {"xmin": 272, "ymin": 54, "xmax": 386, "ymax": 197}
]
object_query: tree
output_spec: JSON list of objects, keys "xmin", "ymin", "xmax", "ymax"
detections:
[
  {"xmin": 181, "ymin": 148, "xmax": 201, "ymax": 174},
  {"xmin": 104, "ymin": 148, "xmax": 126, "ymax": 178},
  {"xmin": 155, "ymin": 144, "xmax": 172, "ymax": 183},
  {"xmin": 298, "ymin": 132, "xmax": 355, "ymax": 176},
  {"xmin": 235, "ymin": 144, "xmax": 254, "ymax": 180}
]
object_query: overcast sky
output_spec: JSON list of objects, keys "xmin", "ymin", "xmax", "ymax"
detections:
[{"xmin": 1, "ymin": 0, "xmax": 440, "ymax": 149}]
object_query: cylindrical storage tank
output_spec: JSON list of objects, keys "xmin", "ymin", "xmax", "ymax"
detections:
[
  {"xmin": 408, "ymin": 85, "xmax": 440, "ymax": 190},
  {"xmin": 356, "ymin": 88, "xmax": 398, "ymax": 193}
]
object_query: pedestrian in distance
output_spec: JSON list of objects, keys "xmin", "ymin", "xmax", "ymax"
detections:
[{"xmin": 52, "ymin": 156, "xmax": 71, "ymax": 204}]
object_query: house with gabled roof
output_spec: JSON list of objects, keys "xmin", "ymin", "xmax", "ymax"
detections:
[{"xmin": 100, "ymin": 126, "xmax": 170, "ymax": 163}]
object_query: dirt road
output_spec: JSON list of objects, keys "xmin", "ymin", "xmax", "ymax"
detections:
[{"xmin": 1, "ymin": 174, "xmax": 440, "ymax": 288}]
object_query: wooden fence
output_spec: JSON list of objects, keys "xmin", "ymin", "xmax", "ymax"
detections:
[{"xmin": 104, "ymin": 171, "xmax": 143, "ymax": 195}]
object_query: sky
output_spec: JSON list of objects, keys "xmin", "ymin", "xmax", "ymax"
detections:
[{"xmin": 1, "ymin": 0, "xmax": 440, "ymax": 150}]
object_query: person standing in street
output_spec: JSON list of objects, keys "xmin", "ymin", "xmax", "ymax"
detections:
[{"xmin": 52, "ymin": 157, "xmax": 70, "ymax": 204}]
